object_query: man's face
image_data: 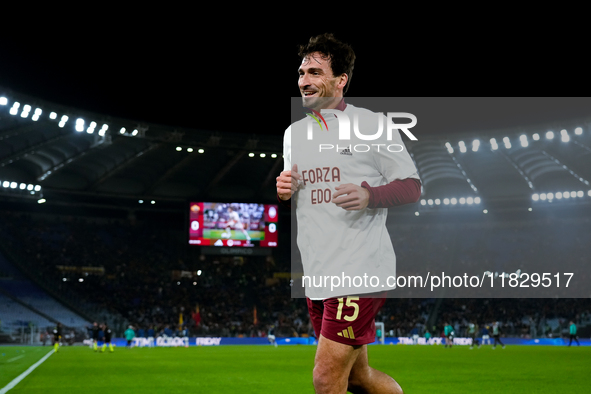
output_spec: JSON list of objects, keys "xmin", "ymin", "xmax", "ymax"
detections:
[{"xmin": 298, "ymin": 52, "xmax": 342, "ymax": 111}]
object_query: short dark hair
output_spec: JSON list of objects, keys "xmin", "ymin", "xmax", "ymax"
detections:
[{"xmin": 298, "ymin": 33, "xmax": 356, "ymax": 94}]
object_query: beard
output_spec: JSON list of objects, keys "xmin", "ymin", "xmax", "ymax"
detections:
[{"xmin": 301, "ymin": 96, "xmax": 340, "ymax": 111}]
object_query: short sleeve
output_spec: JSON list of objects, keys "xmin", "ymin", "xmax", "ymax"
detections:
[
  {"xmin": 373, "ymin": 124, "xmax": 419, "ymax": 183},
  {"xmin": 283, "ymin": 126, "xmax": 291, "ymax": 171}
]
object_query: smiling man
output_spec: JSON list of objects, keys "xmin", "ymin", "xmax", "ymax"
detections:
[{"xmin": 277, "ymin": 33, "xmax": 421, "ymax": 394}]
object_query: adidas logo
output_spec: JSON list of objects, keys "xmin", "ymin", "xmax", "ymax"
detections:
[
  {"xmin": 340, "ymin": 148, "xmax": 353, "ymax": 156},
  {"xmin": 336, "ymin": 326, "xmax": 355, "ymax": 339}
]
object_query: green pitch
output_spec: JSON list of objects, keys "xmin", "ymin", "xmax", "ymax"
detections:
[
  {"xmin": 204, "ymin": 229, "xmax": 265, "ymax": 241},
  {"xmin": 1, "ymin": 345, "xmax": 589, "ymax": 393}
]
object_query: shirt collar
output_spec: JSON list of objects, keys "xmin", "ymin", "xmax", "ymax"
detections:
[{"xmin": 320, "ymin": 98, "xmax": 347, "ymax": 118}]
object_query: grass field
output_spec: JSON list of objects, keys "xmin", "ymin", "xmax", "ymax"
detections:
[
  {"xmin": 0, "ymin": 344, "xmax": 589, "ymax": 393},
  {"xmin": 204, "ymin": 229, "xmax": 264, "ymax": 241}
]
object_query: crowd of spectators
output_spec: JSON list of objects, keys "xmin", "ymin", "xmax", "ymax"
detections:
[{"xmin": 0, "ymin": 209, "xmax": 589, "ymax": 340}]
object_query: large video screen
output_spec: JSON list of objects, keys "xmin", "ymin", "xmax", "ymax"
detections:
[{"xmin": 189, "ymin": 202, "xmax": 278, "ymax": 247}]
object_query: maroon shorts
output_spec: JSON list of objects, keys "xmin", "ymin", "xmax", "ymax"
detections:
[{"xmin": 307, "ymin": 294, "xmax": 386, "ymax": 346}]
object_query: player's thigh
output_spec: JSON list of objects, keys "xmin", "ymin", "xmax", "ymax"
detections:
[
  {"xmin": 314, "ymin": 334, "xmax": 362, "ymax": 379},
  {"xmin": 347, "ymin": 344, "xmax": 371, "ymax": 385}
]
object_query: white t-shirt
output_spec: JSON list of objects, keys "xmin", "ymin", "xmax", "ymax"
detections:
[{"xmin": 284, "ymin": 104, "xmax": 419, "ymax": 299}]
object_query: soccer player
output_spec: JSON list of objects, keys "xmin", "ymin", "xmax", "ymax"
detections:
[
  {"xmin": 101, "ymin": 323, "xmax": 114, "ymax": 353},
  {"xmin": 52, "ymin": 322, "xmax": 62, "ymax": 353},
  {"xmin": 568, "ymin": 321, "xmax": 580, "ymax": 346},
  {"xmin": 268, "ymin": 325, "xmax": 278, "ymax": 348},
  {"xmin": 468, "ymin": 322, "xmax": 480, "ymax": 349},
  {"xmin": 125, "ymin": 325, "xmax": 136, "ymax": 348},
  {"xmin": 410, "ymin": 325, "xmax": 419, "ymax": 345},
  {"xmin": 91, "ymin": 321, "xmax": 99, "ymax": 351},
  {"xmin": 492, "ymin": 321, "xmax": 505, "ymax": 349},
  {"xmin": 221, "ymin": 206, "xmax": 251, "ymax": 242},
  {"xmin": 444, "ymin": 322, "xmax": 454, "ymax": 348},
  {"xmin": 481, "ymin": 325, "xmax": 491, "ymax": 346},
  {"xmin": 277, "ymin": 33, "xmax": 421, "ymax": 394}
]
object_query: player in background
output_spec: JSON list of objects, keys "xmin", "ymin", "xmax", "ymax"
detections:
[
  {"xmin": 125, "ymin": 325, "xmax": 136, "ymax": 348},
  {"xmin": 221, "ymin": 206, "xmax": 251, "ymax": 242},
  {"xmin": 424, "ymin": 329, "xmax": 432, "ymax": 345},
  {"xmin": 91, "ymin": 321, "xmax": 99, "ymax": 351},
  {"xmin": 410, "ymin": 325, "xmax": 419, "ymax": 345},
  {"xmin": 492, "ymin": 321, "xmax": 505, "ymax": 349},
  {"xmin": 481, "ymin": 325, "xmax": 491, "ymax": 345},
  {"xmin": 102, "ymin": 323, "xmax": 114, "ymax": 353},
  {"xmin": 52, "ymin": 322, "xmax": 62, "ymax": 353},
  {"xmin": 277, "ymin": 33, "xmax": 421, "ymax": 394},
  {"xmin": 468, "ymin": 322, "xmax": 480, "ymax": 349},
  {"xmin": 568, "ymin": 321, "xmax": 580, "ymax": 346},
  {"xmin": 444, "ymin": 322, "xmax": 454, "ymax": 348},
  {"xmin": 268, "ymin": 325, "xmax": 278, "ymax": 348}
]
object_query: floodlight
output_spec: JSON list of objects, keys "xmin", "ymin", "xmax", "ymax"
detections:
[
  {"xmin": 561, "ymin": 129, "xmax": 569, "ymax": 142},
  {"xmin": 458, "ymin": 141, "xmax": 466, "ymax": 153},
  {"xmin": 490, "ymin": 138, "xmax": 498, "ymax": 150}
]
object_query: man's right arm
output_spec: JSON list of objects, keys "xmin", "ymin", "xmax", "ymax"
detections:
[
  {"xmin": 276, "ymin": 126, "xmax": 296, "ymax": 208},
  {"xmin": 276, "ymin": 165, "xmax": 300, "ymax": 208}
]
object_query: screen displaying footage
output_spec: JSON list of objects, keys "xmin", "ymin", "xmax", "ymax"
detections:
[{"xmin": 189, "ymin": 202, "xmax": 278, "ymax": 247}]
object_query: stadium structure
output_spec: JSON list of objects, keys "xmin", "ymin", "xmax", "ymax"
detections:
[{"xmin": 0, "ymin": 85, "xmax": 590, "ymax": 349}]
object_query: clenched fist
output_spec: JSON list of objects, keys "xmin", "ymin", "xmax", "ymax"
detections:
[{"xmin": 276, "ymin": 164, "xmax": 302, "ymax": 201}]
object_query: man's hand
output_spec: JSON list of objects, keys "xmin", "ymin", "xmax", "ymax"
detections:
[
  {"xmin": 276, "ymin": 164, "xmax": 301, "ymax": 201},
  {"xmin": 332, "ymin": 183, "xmax": 370, "ymax": 210}
]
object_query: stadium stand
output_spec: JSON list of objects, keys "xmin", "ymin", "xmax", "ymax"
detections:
[{"xmin": 1, "ymin": 87, "xmax": 590, "ymax": 345}]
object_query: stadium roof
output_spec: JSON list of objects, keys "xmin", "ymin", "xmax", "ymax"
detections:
[
  {"xmin": 1, "ymin": 88, "xmax": 590, "ymax": 210},
  {"xmin": 1, "ymin": 27, "xmax": 590, "ymax": 209}
]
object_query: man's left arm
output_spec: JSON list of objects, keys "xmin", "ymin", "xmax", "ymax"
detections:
[
  {"xmin": 331, "ymin": 178, "xmax": 421, "ymax": 210},
  {"xmin": 332, "ymin": 122, "xmax": 421, "ymax": 210}
]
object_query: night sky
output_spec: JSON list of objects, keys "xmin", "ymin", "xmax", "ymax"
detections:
[{"xmin": 0, "ymin": 25, "xmax": 588, "ymax": 138}]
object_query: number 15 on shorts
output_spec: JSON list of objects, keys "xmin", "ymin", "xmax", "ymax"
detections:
[{"xmin": 336, "ymin": 297, "xmax": 359, "ymax": 321}]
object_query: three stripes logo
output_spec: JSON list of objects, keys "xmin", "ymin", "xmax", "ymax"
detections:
[
  {"xmin": 304, "ymin": 107, "xmax": 328, "ymax": 131},
  {"xmin": 337, "ymin": 326, "xmax": 356, "ymax": 339},
  {"xmin": 340, "ymin": 147, "xmax": 352, "ymax": 156}
]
